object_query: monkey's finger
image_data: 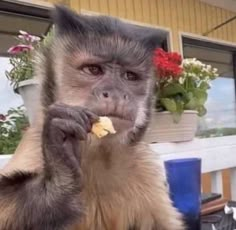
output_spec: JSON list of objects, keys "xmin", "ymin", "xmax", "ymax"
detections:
[
  {"xmin": 77, "ymin": 110, "xmax": 91, "ymax": 131},
  {"xmin": 51, "ymin": 118, "xmax": 87, "ymax": 140},
  {"xmin": 48, "ymin": 104, "xmax": 92, "ymax": 132},
  {"xmin": 71, "ymin": 106, "xmax": 99, "ymax": 128},
  {"xmin": 62, "ymin": 138, "xmax": 81, "ymax": 176},
  {"xmin": 43, "ymin": 117, "xmax": 65, "ymax": 148},
  {"xmin": 84, "ymin": 109, "xmax": 99, "ymax": 123}
]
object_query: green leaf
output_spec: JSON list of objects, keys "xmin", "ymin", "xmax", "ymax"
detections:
[
  {"xmin": 160, "ymin": 98, "xmax": 177, "ymax": 113},
  {"xmin": 185, "ymin": 98, "xmax": 197, "ymax": 110},
  {"xmin": 199, "ymin": 81, "xmax": 210, "ymax": 90},
  {"xmin": 173, "ymin": 100, "xmax": 184, "ymax": 123},
  {"xmin": 162, "ymin": 83, "xmax": 187, "ymax": 98},
  {"xmin": 198, "ymin": 106, "xmax": 207, "ymax": 116},
  {"xmin": 173, "ymin": 113, "xmax": 181, "ymax": 123},
  {"xmin": 184, "ymin": 92, "xmax": 197, "ymax": 110},
  {"xmin": 193, "ymin": 89, "xmax": 208, "ymax": 106}
]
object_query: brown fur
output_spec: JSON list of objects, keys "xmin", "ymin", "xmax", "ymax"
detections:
[
  {"xmin": 75, "ymin": 141, "xmax": 183, "ymax": 230},
  {"xmin": 0, "ymin": 5, "xmax": 185, "ymax": 230},
  {"xmin": 3, "ymin": 128, "xmax": 184, "ymax": 230}
]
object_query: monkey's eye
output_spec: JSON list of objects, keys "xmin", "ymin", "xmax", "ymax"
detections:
[
  {"xmin": 82, "ymin": 64, "xmax": 104, "ymax": 76},
  {"xmin": 124, "ymin": 71, "xmax": 140, "ymax": 81}
]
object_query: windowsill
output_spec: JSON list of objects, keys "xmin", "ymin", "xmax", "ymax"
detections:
[
  {"xmin": 1, "ymin": 135, "xmax": 236, "ymax": 171},
  {"xmin": 150, "ymin": 135, "xmax": 236, "ymax": 154},
  {"xmin": 151, "ymin": 135, "xmax": 236, "ymax": 173}
]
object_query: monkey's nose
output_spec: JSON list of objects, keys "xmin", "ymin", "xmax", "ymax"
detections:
[
  {"xmin": 102, "ymin": 92, "xmax": 109, "ymax": 98},
  {"xmin": 123, "ymin": 94, "xmax": 128, "ymax": 100},
  {"xmin": 101, "ymin": 91, "xmax": 128, "ymax": 100}
]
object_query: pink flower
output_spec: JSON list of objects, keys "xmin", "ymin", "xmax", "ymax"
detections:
[
  {"xmin": 8, "ymin": 44, "xmax": 34, "ymax": 54},
  {"xmin": 18, "ymin": 30, "xmax": 41, "ymax": 43},
  {"xmin": 0, "ymin": 114, "xmax": 6, "ymax": 121}
]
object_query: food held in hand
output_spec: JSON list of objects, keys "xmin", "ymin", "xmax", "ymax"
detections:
[{"xmin": 91, "ymin": 116, "xmax": 116, "ymax": 138}]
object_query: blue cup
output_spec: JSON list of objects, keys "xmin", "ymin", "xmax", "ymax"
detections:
[{"xmin": 164, "ymin": 158, "xmax": 201, "ymax": 230}]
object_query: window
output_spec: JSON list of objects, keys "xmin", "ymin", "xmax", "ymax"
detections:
[
  {"xmin": 183, "ymin": 37, "xmax": 236, "ymax": 138},
  {"xmin": 0, "ymin": 0, "xmax": 51, "ymax": 112}
]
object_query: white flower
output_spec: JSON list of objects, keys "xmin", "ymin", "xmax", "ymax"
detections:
[
  {"xmin": 179, "ymin": 77, "xmax": 185, "ymax": 84},
  {"xmin": 19, "ymin": 30, "xmax": 28, "ymax": 35},
  {"xmin": 193, "ymin": 75, "xmax": 200, "ymax": 81},
  {"xmin": 183, "ymin": 57, "xmax": 218, "ymax": 81},
  {"xmin": 167, "ymin": 76, "xmax": 173, "ymax": 83},
  {"xmin": 18, "ymin": 30, "xmax": 41, "ymax": 42},
  {"xmin": 206, "ymin": 65, "xmax": 212, "ymax": 71},
  {"xmin": 202, "ymin": 67, "xmax": 208, "ymax": 72}
]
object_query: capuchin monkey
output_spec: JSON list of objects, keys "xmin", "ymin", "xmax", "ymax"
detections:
[{"xmin": 0, "ymin": 5, "xmax": 184, "ymax": 230}]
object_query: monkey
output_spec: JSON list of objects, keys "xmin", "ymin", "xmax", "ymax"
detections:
[{"xmin": 0, "ymin": 5, "xmax": 185, "ymax": 230}]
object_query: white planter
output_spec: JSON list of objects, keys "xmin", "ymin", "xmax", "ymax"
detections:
[
  {"xmin": 15, "ymin": 79, "xmax": 39, "ymax": 125},
  {"xmin": 143, "ymin": 110, "xmax": 198, "ymax": 143}
]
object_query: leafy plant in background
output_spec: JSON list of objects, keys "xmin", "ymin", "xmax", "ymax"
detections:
[
  {"xmin": 0, "ymin": 106, "xmax": 29, "ymax": 155},
  {"xmin": 153, "ymin": 48, "xmax": 219, "ymax": 122},
  {"xmin": 5, "ymin": 28, "xmax": 54, "ymax": 90},
  {"xmin": 1, "ymin": 29, "xmax": 54, "ymax": 154},
  {"xmin": 5, "ymin": 31, "xmax": 41, "ymax": 90}
]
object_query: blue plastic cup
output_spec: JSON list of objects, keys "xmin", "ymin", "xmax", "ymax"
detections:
[{"xmin": 164, "ymin": 158, "xmax": 201, "ymax": 230}]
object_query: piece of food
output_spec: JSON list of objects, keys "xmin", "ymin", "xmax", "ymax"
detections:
[{"xmin": 91, "ymin": 116, "xmax": 116, "ymax": 138}]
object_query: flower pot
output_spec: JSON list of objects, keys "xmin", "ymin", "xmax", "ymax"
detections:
[
  {"xmin": 143, "ymin": 110, "xmax": 198, "ymax": 143},
  {"xmin": 15, "ymin": 79, "xmax": 39, "ymax": 125}
]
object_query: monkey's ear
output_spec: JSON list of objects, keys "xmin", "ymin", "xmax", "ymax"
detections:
[
  {"xmin": 129, "ymin": 25, "xmax": 165, "ymax": 51},
  {"xmin": 141, "ymin": 30, "xmax": 165, "ymax": 51},
  {"xmin": 52, "ymin": 5, "xmax": 86, "ymax": 35}
]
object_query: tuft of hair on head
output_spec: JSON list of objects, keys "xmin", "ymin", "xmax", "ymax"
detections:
[
  {"xmin": 52, "ymin": 4, "xmax": 82, "ymax": 36},
  {"xmin": 51, "ymin": 4, "xmax": 164, "ymax": 51}
]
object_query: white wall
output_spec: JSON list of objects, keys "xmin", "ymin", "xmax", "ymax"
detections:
[{"xmin": 0, "ymin": 57, "xmax": 23, "ymax": 114}]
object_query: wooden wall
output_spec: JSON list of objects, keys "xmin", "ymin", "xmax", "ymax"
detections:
[{"xmin": 40, "ymin": 0, "xmax": 236, "ymax": 51}]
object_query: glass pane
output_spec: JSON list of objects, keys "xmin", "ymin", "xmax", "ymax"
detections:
[
  {"xmin": 183, "ymin": 45, "xmax": 236, "ymax": 138},
  {"xmin": 197, "ymin": 75, "xmax": 236, "ymax": 137}
]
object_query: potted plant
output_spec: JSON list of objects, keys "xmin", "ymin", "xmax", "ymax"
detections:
[
  {"xmin": 5, "ymin": 29, "xmax": 53, "ymax": 124},
  {"xmin": 144, "ymin": 48, "xmax": 218, "ymax": 143}
]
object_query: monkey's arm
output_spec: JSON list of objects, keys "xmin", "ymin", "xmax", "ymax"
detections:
[
  {"xmin": 0, "ymin": 169, "xmax": 81, "ymax": 230},
  {"xmin": 0, "ymin": 104, "xmax": 98, "ymax": 230},
  {"xmin": 0, "ymin": 124, "xmax": 83, "ymax": 230}
]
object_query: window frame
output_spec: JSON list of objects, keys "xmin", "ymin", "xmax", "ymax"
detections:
[{"xmin": 180, "ymin": 32, "xmax": 236, "ymax": 138}]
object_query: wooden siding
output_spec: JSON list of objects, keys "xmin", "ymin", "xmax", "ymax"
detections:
[{"xmin": 40, "ymin": 0, "xmax": 236, "ymax": 51}]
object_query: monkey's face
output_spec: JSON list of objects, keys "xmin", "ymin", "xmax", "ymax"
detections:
[
  {"xmin": 50, "ymin": 6, "xmax": 163, "ymax": 140},
  {"xmin": 56, "ymin": 42, "xmax": 154, "ymax": 133}
]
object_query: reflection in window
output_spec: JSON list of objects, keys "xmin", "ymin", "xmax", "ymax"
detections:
[
  {"xmin": 198, "ymin": 76, "xmax": 236, "ymax": 137},
  {"xmin": 183, "ymin": 44, "xmax": 236, "ymax": 138}
]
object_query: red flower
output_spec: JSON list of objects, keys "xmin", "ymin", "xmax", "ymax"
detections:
[
  {"xmin": 153, "ymin": 48, "xmax": 183, "ymax": 79},
  {"xmin": 8, "ymin": 44, "xmax": 33, "ymax": 54},
  {"xmin": 0, "ymin": 114, "xmax": 6, "ymax": 121},
  {"xmin": 169, "ymin": 52, "xmax": 182, "ymax": 65}
]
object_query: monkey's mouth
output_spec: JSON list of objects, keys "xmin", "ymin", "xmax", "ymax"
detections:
[
  {"xmin": 97, "ymin": 112, "xmax": 134, "ymax": 132},
  {"xmin": 99, "ymin": 112, "xmax": 134, "ymax": 122},
  {"xmin": 89, "ymin": 104, "xmax": 136, "ymax": 130}
]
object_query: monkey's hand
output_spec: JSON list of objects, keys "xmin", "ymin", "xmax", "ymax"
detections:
[
  {"xmin": 38, "ymin": 103, "xmax": 98, "ymax": 227},
  {"xmin": 42, "ymin": 103, "xmax": 98, "ymax": 179},
  {"xmin": 0, "ymin": 103, "xmax": 98, "ymax": 230}
]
